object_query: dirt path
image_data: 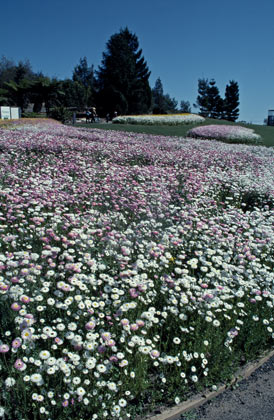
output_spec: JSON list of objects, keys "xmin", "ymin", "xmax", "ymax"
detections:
[{"xmin": 180, "ymin": 353, "xmax": 274, "ymax": 420}]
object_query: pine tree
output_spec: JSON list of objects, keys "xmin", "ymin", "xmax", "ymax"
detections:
[
  {"xmin": 72, "ymin": 57, "xmax": 95, "ymax": 108},
  {"xmin": 163, "ymin": 94, "xmax": 178, "ymax": 113},
  {"xmin": 0, "ymin": 58, "xmax": 35, "ymax": 110},
  {"xmin": 224, "ymin": 80, "xmax": 239, "ymax": 122},
  {"xmin": 60, "ymin": 79, "xmax": 88, "ymax": 110},
  {"xmin": 0, "ymin": 57, "xmax": 34, "ymax": 88},
  {"xmin": 207, "ymin": 79, "xmax": 223, "ymax": 119},
  {"xmin": 73, "ymin": 57, "xmax": 94, "ymax": 89},
  {"xmin": 152, "ymin": 77, "xmax": 178, "ymax": 114},
  {"xmin": 180, "ymin": 100, "xmax": 191, "ymax": 113},
  {"xmin": 195, "ymin": 78, "xmax": 210, "ymax": 117},
  {"xmin": 152, "ymin": 77, "xmax": 165, "ymax": 113},
  {"xmin": 96, "ymin": 27, "xmax": 151, "ymax": 116},
  {"xmin": 195, "ymin": 78, "xmax": 224, "ymax": 119}
]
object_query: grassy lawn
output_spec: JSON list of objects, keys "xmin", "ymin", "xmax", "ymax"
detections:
[{"xmin": 74, "ymin": 118, "xmax": 274, "ymax": 147}]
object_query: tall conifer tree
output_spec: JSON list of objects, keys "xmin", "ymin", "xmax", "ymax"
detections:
[
  {"xmin": 72, "ymin": 57, "xmax": 95, "ymax": 108},
  {"xmin": 152, "ymin": 77, "xmax": 165, "ymax": 113},
  {"xmin": 224, "ymin": 80, "xmax": 239, "ymax": 121},
  {"xmin": 195, "ymin": 78, "xmax": 226, "ymax": 119},
  {"xmin": 96, "ymin": 27, "xmax": 151, "ymax": 116},
  {"xmin": 207, "ymin": 79, "xmax": 223, "ymax": 119},
  {"xmin": 151, "ymin": 77, "xmax": 177, "ymax": 113},
  {"xmin": 195, "ymin": 78, "xmax": 210, "ymax": 117},
  {"xmin": 73, "ymin": 57, "xmax": 94, "ymax": 88}
]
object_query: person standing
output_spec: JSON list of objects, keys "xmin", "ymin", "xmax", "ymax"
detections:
[
  {"xmin": 91, "ymin": 107, "xmax": 97, "ymax": 122},
  {"xmin": 86, "ymin": 110, "xmax": 91, "ymax": 123}
]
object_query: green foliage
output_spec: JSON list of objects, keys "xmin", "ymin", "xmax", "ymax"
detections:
[
  {"xmin": 96, "ymin": 27, "xmax": 152, "ymax": 116},
  {"xmin": 73, "ymin": 117, "xmax": 274, "ymax": 147},
  {"xmin": 48, "ymin": 106, "xmax": 72, "ymax": 123},
  {"xmin": 71, "ymin": 57, "xmax": 95, "ymax": 108},
  {"xmin": 0, "ymin": 56, "xmax": 34, "ymax": 88},
  {"xmin": 13, "ymin": 60, "xmax": 34, "ymax": 84},
  {"xmin": 180, "ymin": 100, "xmax": 192, "ymax": 113},
  {"xmin": 207, "ymin": 79, "xmax": 223, "ymax": 119},
  {"xmin": 152, "ymin": 77, "xmax": 165, "ymax": 113},
  {"xmin": 30, "ymin": 77, "xmax": 64, "ymax": 114},
  {"xmin": 0, "ymin": 87, "xmax": 9, "ymax": 105},
  {"xmin": 3, "ymin": 79, "xmax": 32, "ymax": 111},
  {"xmin": 0, "ymin": 57, "xmax": 67, "ymax": 115},
  {"xmin": 195, "ymin": 78, "xmax": 210, "ymax": 117},
  {"xmin": 195, "ymin": 78, "xmax": 240, "ymax": 122},
  {"xmin": 224, "ymin": 80, "xmax": 240, "ymax": 122},
  {"xmin": 152, "ymin": 77, "xmax": 178, "ymax": 114},
  {"xmin": 60, "ymin": 79, "xmax": 87, "ymax": 109},
  {"xmin": 0, "ymin": 57, "xmax": 36, "ymax": 111},
  {"xmin": 73, "ymin": 57, "xmax": 94, "ymax": 88},
  {"xmin": 195, "ymin": 78, "xmax": 223, "ymax": 119},
  {"xmin": 21, "ymin": 111, "xmax": 46, "ymax": 118}
]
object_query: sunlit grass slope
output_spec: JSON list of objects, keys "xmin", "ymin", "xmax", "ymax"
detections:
[{"xmin": 75, "ymin": 118, "xmax": 274, "ymax": 147}]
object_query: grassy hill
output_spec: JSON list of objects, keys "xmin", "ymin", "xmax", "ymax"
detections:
[{"xmin": 74, "ymin": 118, "xmax": 274, "ymax": 147}]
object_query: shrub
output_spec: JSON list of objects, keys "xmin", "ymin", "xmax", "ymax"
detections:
[
  {"xmin": 48, "ymin": 106, "xmax": 72, "ymax": 123},
  {"xmin": 21, "ymin": 112, "xmax": 45, "ymax": 118}
]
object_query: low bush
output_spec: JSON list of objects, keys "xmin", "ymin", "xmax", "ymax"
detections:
[
  {"xmin": 48, "ymin": 106, "xmax": 72, "ymax": 124},
  {"xmin": 22, "ymin": 112, "xmax": 46, "ymax": 119}
]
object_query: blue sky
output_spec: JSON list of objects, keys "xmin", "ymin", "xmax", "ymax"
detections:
[{"xmin": 1, "ymin": 0, "xmax": 274, "ymax": 124}]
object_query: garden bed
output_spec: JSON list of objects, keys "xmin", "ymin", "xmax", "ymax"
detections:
[
  {"xmin": 112, "ymin": 113, "xmax": 205, "ymax": 125},
  {"xmin": 0, "ymin": 120, "xmax": 273, "ymax": 420},
  {"xmin": 187, "ymin": 124, "xmax": 262, "ymax": 144}
]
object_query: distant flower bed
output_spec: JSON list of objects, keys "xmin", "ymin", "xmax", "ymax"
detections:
[
  {"xmin": 0, "ymin": 119, "xmax": 23, "ymax": 128},
  {"xmin": 187, "ymin": 124, "xmax": 262, "ymax": 144},
  {"xmin": 113, "ymin": 113, "xmax": 205, "ymax": 125},
  {"xmin": 0, "ymin": 118, "xmax": 59, "ymax": 130}
]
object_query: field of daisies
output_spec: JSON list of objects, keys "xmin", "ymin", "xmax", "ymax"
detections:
[{"xmin": 0, "ymin": 119, "xmax": 273, "ymax": 420}]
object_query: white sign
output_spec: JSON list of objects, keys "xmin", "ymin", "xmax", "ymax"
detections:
[
  {"xmin": 10, "ymin": 107, "xmax": 20, "ymax": 119},
  {"xmin": 0, "ymin": 106, "xmax": 11, "ymax": 120}
]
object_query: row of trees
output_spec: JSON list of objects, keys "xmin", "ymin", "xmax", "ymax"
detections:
[
  {"xmin": 152, "ymin": 77, "xmax": 191, "ymax": 114},
  {"xmin": 194, "ymin": 78, "xmax": 239, "ymax": 121},
  {"xmin": 0, "ymin": 57, "xmax": 65, "ymax": 115},
  {"xmin": 0, "ymin": 27, "xmax": 240, "ymax": 121}
]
